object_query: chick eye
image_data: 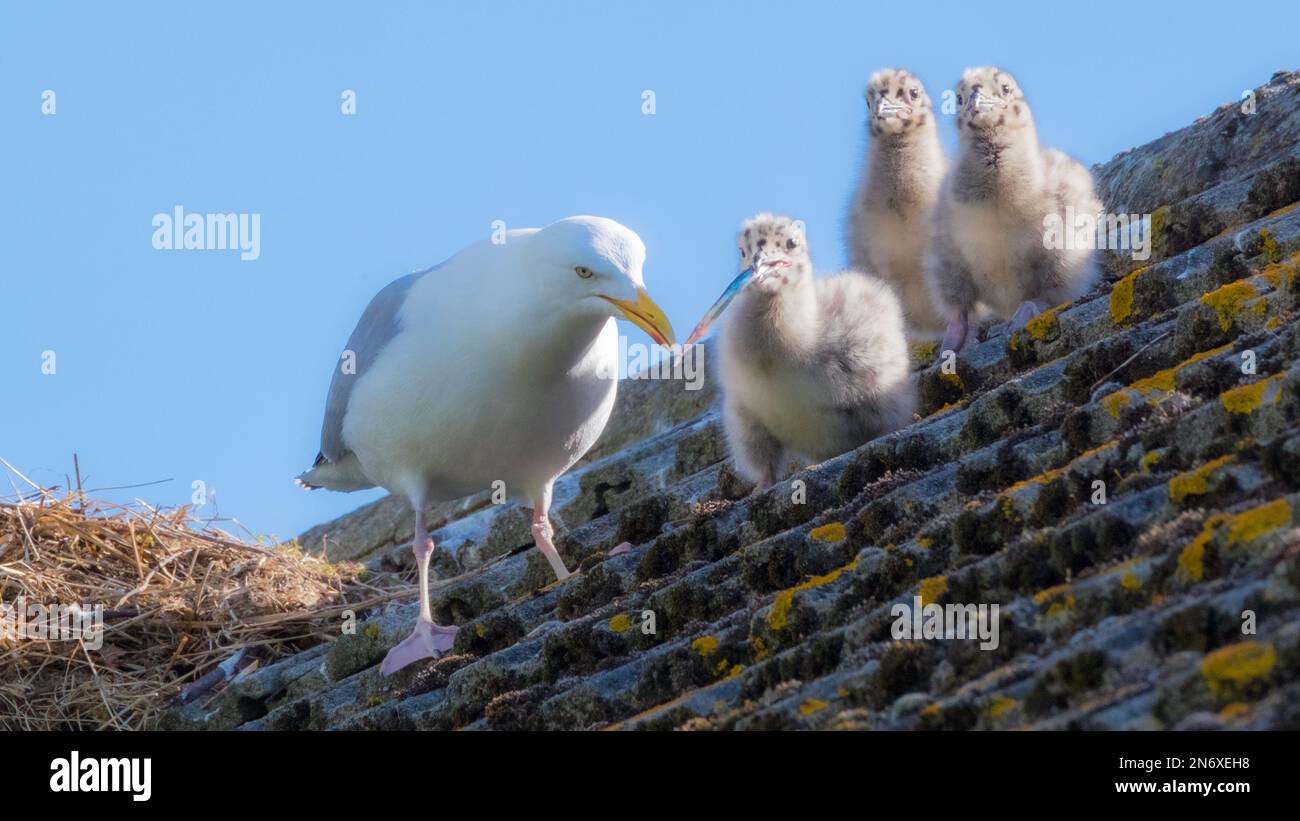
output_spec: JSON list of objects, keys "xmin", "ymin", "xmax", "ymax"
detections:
[
  {"xmin": 786, "ymin": 238, "xmax": 798, "ymax": 251},
  {"xmin": 575, "ymin": 266, "xmax": 594, "ymax": 278},
  {"xmin": 956, "ymin": 94, "xmax": 964, "ymax": 106},
  {"xmin": 1001, "ymin": 84, "xmax": 1011, "ymax": 95},
  {"xmin": 909, "ymin": 88, "xmax": 920, "ymax": 100}
]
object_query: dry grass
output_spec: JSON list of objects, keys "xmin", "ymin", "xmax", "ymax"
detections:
[{"xmin": 0, "ymin": 479, "xmax": 411, "ymax": 730}]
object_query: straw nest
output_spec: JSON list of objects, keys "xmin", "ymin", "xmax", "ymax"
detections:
[{"xmin": 0, "ymin": 488, "xmax": 411, "ymax": 730}]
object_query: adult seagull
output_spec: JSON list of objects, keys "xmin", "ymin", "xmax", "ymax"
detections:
[{"xmin": 297, "ymin": 216, "xmax": 676, "ymax": 675}]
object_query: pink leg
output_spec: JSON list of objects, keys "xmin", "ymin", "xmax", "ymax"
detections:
[
  {"xmin": 1010, "ymin": 299, "xmax": 1050, "ymax": 331},
  {"xmin": 380, "ymin": 503, "xmax": 458, "ymax": 676},
  {"xmin": 941, "ymin": 309, "xmax": 970, "ymax": 353},
  {"xmin": 608, "ymin": 541, "xmax": 633, "ymax": 557},
  {"xmin": 532, "ymin": 484, "xmax": 572, "ymax": 581}
]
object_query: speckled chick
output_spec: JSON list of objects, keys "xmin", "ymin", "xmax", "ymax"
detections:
[
  {"xmin": 847, "ymin": 68, "xmax": 947, "ymax": 338},
  {"xmin": 719, "ymin": 214, "xmax": 915, "ymax": 488},
  {"xmin": 925, "ymin": 67, "xmax": 1103, "ymax": 351}
]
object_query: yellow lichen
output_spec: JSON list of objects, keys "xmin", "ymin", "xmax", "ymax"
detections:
[
  {"xmin": 1008, "ymin": 304, "xmax": 1066, "ymax": 353},
  {"xmin": 1103, "ymin": 344, "xmax": 1235, "ymax": 418},
  {"xmin": 1045, "ymin": 595, "xmax": 1076, "ymax": 621},
  {"xmin": 767, "ymin": 557, "xmax": 860, "ymax": 632},
  {"xmin": 984, "ymin": 695, "xmax": 1018, "ymax": 720},
  {"xmin": 1109, "ymin": 266, "xmax": 1145, "ymax": 324},
  {"xmin": 1150, "ymin": 205, "xmax": 1169, "ymax": 256},
  {"xmin": 916, "ymin": 537, "xmax": 932, "ymax": 550},
  {"xmin": 929, "ymin": 399, "xmax": 966, "ymax": 418},
  {"xmin": 1120, "ymin": 571, "xmax": 1142, "ymax": 591},
  {"xmin": 1177, "ymin": 524, "xmax": 1213, "ymax": 582},
  {"xmin": 768, "ymin": 592, "xmax": 795, "ymax": 633},
  {"xmin": 1200, "ymin": 280, "xmax": 1261, "ymax": 331},
  {"xmin": 608, "ymin": 613, "xmax": 632, "ymax": 633},
  {"xmin": 910, "ymin": 339, "xmax": 939, "ymax": 364},
  {"xmin": 1139, "ymin": 449, "xmax": 1164, "ymax": 472},
  {"xmin": 1101, "ymin": 390, "xmax": 1133, "ymax": 418},
  {"xmin": 1130, "ymin": 344, "xmax": 1234, "ymax": 395},
  {"xmin": 751, "ymin": 637, "xmax": 769, "ymax": 662},
  {"xmin": 1219, "ymin": 702, "xmax": 1252, "ymax": 720},
  {"xmin": 364, "ymin": 623, "xmax": 380, "ymax": 640},
  {"xmin": 1177, "ymin": 499, "xmax": 1292, "ymax": 582},
  {"xmin": 1033, "ymin": 583, "xmax": 1072, "ymax": 606},
  {"xmin": 799, "ymin": 698, "xmax": 829, "ymax": 716},
  {"xmin": 1225, "ymin": 498, "xmax": 1291, "ymax": 543},
  {"xmin": 691, "ymin": 635, "xmax": 719, "ymax": 657},
  {"xmin": 810, "ymin": 522, "xmax": 846, "ymax": 543},
  {"xmin": 1259, "ymin": 251, "xmax": 1300, "ymax": 289},
  {"xmin": 1167, "ymin": 455, "xmax": 1235, "ymax": 504},
  {"xmin": 1220, "ymin": 373, "xmax": 1285, "ymax": 414},
  {"xmin": 918, "ymin": 575, "xmax": 948, "ymax": 606},
  {"xmin": 475, "ymin": 622, "xmax": 486, "ymax": 639},
  {"xmin": 1027, "ymin": 303, "xmax": 1067, "ymax": 340},
  {"xmin": 1201, "ymin": 641, "xmax": 1276, "ymax": 701},
  {"xmin": 1007, "ymin": 441, "xmax": 1119, "ymax": 493},
  {"xmin": 920, "ymin": 703, "xmax": 941, "ymax": 718},
  {"xmin": 1259, "ymin": 228, "xmax": 1280, "ymax": 263}
]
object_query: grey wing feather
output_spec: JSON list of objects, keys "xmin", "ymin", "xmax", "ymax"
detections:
[{"xmin": 317, "ymin": 266, "xmax": 438, "ymax": 463}]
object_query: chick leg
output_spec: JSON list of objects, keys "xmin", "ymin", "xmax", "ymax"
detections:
[
  {"xmin": 925, "ymin": 239, "xmax": 977, "ymax": 354},
  {"xmin": 532, "ymin": 482, "xmax": 572, "ymax": 581},
  {"xmin": 380, "ymin": 503, "xmax": 458, "ymax": 676},
  {"xmin": 941, "ymin": 310, "xmax": 970, "ymax": 353},
  {"xmin": 725, "ymin": 400, "xmax": 785, "ymax": 491}
]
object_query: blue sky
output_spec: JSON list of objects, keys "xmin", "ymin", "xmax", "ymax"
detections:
[{"xmin": 1, "ymin": 1, "xmax": 1294, "ymax": 542}]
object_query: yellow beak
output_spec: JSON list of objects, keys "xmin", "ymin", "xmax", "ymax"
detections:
[{"xmin": 599, "ymin": 289, "xmax": 677, "ymax": 347}]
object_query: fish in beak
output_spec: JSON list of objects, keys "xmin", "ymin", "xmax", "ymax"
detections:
[
  {"xmin": 683, "ymin": 257, "xmax": 789, "ymax": 346},
  {"xmin": 600, "ymin": 288, "xmax": 676, "ymax": 347}
]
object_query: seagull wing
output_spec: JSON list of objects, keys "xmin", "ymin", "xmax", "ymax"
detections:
[{"xmin": 313, "ymin": 261, "xmax": 447, "ymax": 465}]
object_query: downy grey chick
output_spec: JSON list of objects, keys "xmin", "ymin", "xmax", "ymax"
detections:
[
  {"xmin": 719, "ymin": 214, "xmax": 914, "ymax": 488},
  {"xmin": 925, "ymin": 66, "xmax": 1102, "ymax": 351},
  {"xmin": 847, "ymin": 68, "xmax": 947, "ymax": 338}
]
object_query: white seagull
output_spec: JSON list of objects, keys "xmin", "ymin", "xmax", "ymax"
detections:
[{"xmin": 297, "ymin": 216, "xmax": 676, "ymax": 676}]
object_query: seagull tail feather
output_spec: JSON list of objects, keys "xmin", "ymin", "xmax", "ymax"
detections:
[{"xmin": 295, "ymin": 451, "xmax": 375, "ymax": 493}]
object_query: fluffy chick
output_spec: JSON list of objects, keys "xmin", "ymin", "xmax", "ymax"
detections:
[
  {"xmin": 847, "ymin": 68, "xmax": 948, "ymax": 338},
  {"xmin": 719, "ymin": 214, "xmax": 914, "ymax": 487},
  {"xmin": 925, "ymin": 66, "xmax": 1102, "ymax": 351}
]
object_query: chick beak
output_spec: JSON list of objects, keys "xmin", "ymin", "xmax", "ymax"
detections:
[
  {"xmin": 600, "ymin": 288, "xmax": 676, "ymax": 348},
  {"xmin": 968, "ymin": 91, "xmax": 1001, "ymax": 115},
  {"xmin": 877, "ymin": 97, "xmax": 909, "ymax": 120}
]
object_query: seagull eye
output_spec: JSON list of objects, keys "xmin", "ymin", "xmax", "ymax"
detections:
[
  {"xmin": 575, "ymin": 266, "xmax": 594, "ymax": 278},
  {"xmin": 909, "ymin": 88, "xmax": 919, "ymax": 100}
]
